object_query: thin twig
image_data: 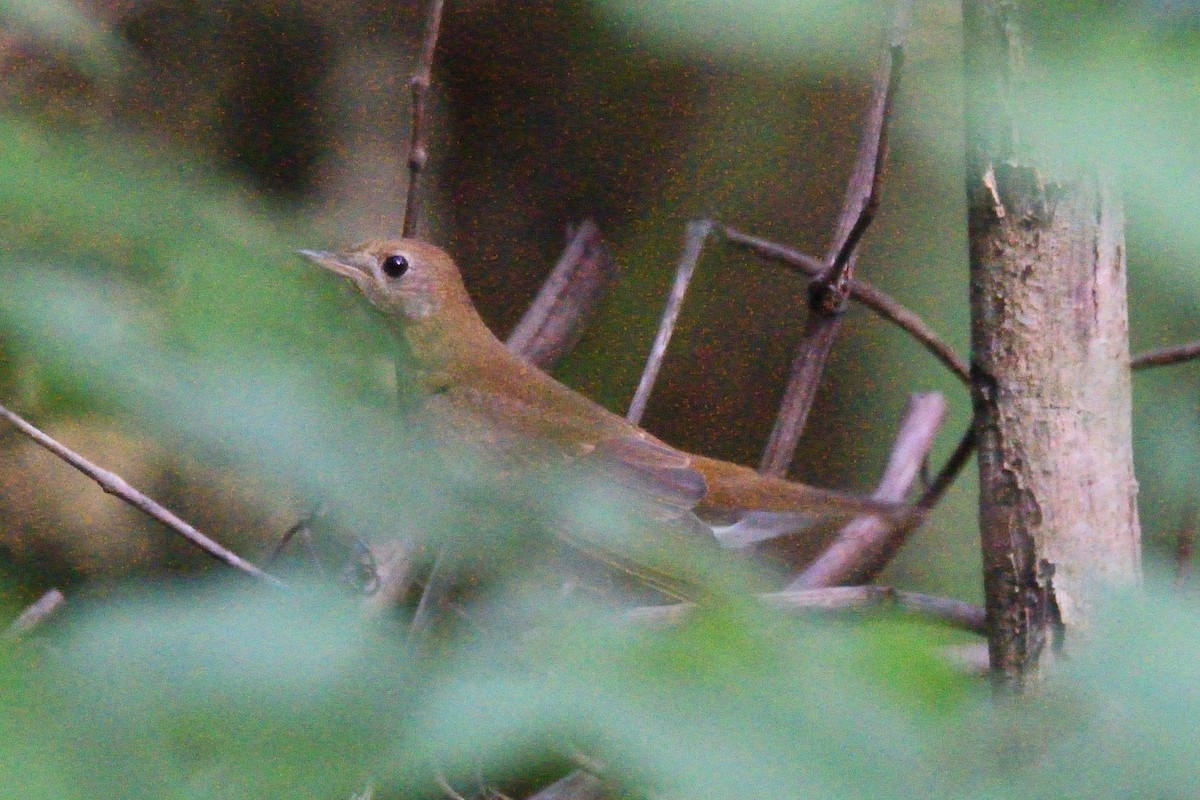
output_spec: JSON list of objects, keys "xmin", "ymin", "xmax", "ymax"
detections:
[
  {"xmin": 788, "ymin": 420, "xmax": 976, "ymax": 587},
  {"xmin": 757, "ymin": 0, "xmax": 911, "ymax": 476},
  {"xmin": 401, "ymin": 0, "xmax": 448, "ymax": 238},
  {"xmin": 790, "ymin": 393, "xmax": 946, "ymax": 588},
  {"xmin": 0, "ymin": 403, "xmax": 285, "ymax": 588},
  {"xmin": 817, "ymin": 3, "xmax": 910, "ymax": 295},
  {"xmin": 4, "ymin": 589, "xmax": 65, "ymax": 641},
  {"xmin": 269, "ymin": 502, "xmax": 329, "ymax": 577},
  {"xmin": 757, "ymin": 314, "xmax": 842, "ymax": 476},
  {"xmin": 506, "ymin": 221, "xmax": 617, "ymax": 371},
  {"xmin": 410, "ymin": 543, "xmax": 456, "ymax": 638},
  {"xmin": 1174, "ymin": 508, "xmax": 1196, "ymax": 589},
  {"xmin": 628, "ymin": 585, "xmax": 985, "ymax": 633},
  {"xmin": 627, "ymin": 220, "xmax": 712, "ymax": 425},
  {"xmin": 436, "ymin": 772, "xmax": 470, "ymax": 800},
  {"xmin": 915, "ymin": 423, "xmax": 976, "ymax": 513},
  {"xmin": 1132, "ymin": 341, "xmax": 1200, "ymax": 370},
  {"xmin": 721, "ymin": 227, "xmax": 969, "ymax": 384},
  {"xmin": 829, "ymin": 422, "xmax": 977, "ymax": 585},
  {"xmin": 526, "ymin": 771, "xmax": 605, "ymax": 800}
]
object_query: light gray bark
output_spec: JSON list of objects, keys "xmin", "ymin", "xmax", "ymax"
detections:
[{"xmin": 963, "ymin": 0, "xmax": 1142, "ymax": 685}]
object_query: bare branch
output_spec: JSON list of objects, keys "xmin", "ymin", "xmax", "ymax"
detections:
[
  {"xmin": 758, "ymin": 314, "xmax": 842, "ymax": 477},
  {"xmin": 401, "ymin": 0, "xmax": 448, "ymax": 238},
  {"xmin": 629, "ymin": 585, "xmax": 984, "ymax": 634},
  {"xmin": 815, "ymin": 423, "xmax": 978, "ymax": 586},
  {"xmin": 789, "ymin": 420, "xmax": 976, "ymax": 588},
  {"xmin": 0, "ymin": 403, "xmax": 285, "ymax": 588},
  {"xmin": 1132, "ymin": 341, "xmax": 1200, "ymax": 370},
  {"xmin": 817, "ymin": 1, "xmax": 911, "ymax": 294},
  {"xmin": 758, "ymin": 0, "xmax": 911, "ymax": 476},
  {"xmin": 790, "ymin": 392, "xmax": 946, "ymax": 588},
  {"xmin": 915, "ymin": 424, "xmax": 976, "ymax": 514},
  {"xmin": 721, "ymin": 226, "xmax": 970, "ymax": 384},
  {"xmin": 1175, "ymin": 509, "xmax": 1196, "ymax": 589},
  {"xmin": 526, "ymin": 771, "xmax": 605, "ymax": 800},
  {"xmin": 410, "ymin": 543, "xmax": 456, "ymax": 638},
  {"xmin": 627, "ymin": 219, "xmax": 712, "ymax": 425},
  {"xmin": 506, "ymin": 221, "xmax": 617, "ymax": 370},
  {"xmin": 4, "ymin": 589, "xmax": 65, "ymax": 641}
]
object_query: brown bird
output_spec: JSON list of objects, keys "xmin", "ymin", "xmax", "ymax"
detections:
[{"xmin": 300, "ymin": 239, "xmax": 907, "ymax": 554}]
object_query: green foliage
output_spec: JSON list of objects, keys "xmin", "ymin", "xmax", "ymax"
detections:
[{"xmin": 3, "ymin": 577, "xmax": 1200, "ymax": 798}]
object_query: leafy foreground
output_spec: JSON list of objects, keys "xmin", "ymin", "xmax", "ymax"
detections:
[{"xmin": 0, "ymin": 575, "xmax": 1197, "ymax": 799}]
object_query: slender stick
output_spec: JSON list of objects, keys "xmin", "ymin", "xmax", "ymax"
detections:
[
  {"xmin": 1132, "ymin": 341, "xmax": 1200, "ymax": 370},
  {"xmin": 722, "ymin": 228, "xmax": 970, "ymax": 385},
  {"xmin": 410, "ymin": 543, "xmax": 456, "ymax": 637},
  {"xmin": 506, "ymin": 221, "xmax": 617, "ymax": 371},
  {"xmin": 627, "ymin": 220, "xmax": 712, "ymax": 425},
  {"xmin": 793, "ymin": 421, "xmax": 977, "ymax": 587},
  {"xmin": 757, "ymin": 314, "xmax": 841, "ymax": 476},
  {"xmin": 758, "ymin": 0, "xmax": 911, "ymax": 476},
  {"xmin": 526, "ymin": 771, "xmax": 605, "ymax": 800},
  {"xmin": 0, "ymin": 404, "xmax": 285, "ymax": 588},
  {"xmin": 401, "ymin": 0, "xmax": 448, "ymax": 238},
  {"xmin": 4, "ymin": 589, "xmax": 65, "ymax": 641},
  {"xmin": 790, "ymin": 393, "xmax": 946, "ymax": 588},
  {"xmin": 915, "ymin": 424, "xmax": 977, "ymax": 513},
  {"xmin": 628, "ymin": 585, "xmax": 985, "ymax": 633},
  {"xmin": 1174, "ymin": 509, "xmax": 1196, "ymax": 589},
  {"xmin": 817, "ymin": 15, "xmax": 909, "ymax": 295}
]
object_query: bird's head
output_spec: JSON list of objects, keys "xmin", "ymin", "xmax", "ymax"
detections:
[{"xmin": 301, "ymin": 238, "xmax": 478, "ymax": 328}]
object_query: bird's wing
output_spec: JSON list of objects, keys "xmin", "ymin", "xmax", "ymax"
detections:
[{"xmin": 584, "ymin": 433, "xmax": 708, "ymax": 517}]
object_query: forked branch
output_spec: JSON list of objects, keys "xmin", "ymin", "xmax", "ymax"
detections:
[
  {"xmin": 790, "ymin": 392, "xmax": 946, "ymax": 588},
  {"xmin": 757, "ymin": 0, "xmax": 912, "ymax": 477},
  {"xmin": 721, "ymin": 226, "xmax": 970, "ymax": 384}
]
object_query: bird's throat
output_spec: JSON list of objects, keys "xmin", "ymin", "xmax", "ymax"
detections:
[{"xmin": 393, "ymin": 313, "xmax": 507, "ymax": 403}]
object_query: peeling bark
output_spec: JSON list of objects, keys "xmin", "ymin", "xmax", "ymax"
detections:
[{"xmin": 963, "ymin": 0, "xmax": 1142, "ymax": 686}]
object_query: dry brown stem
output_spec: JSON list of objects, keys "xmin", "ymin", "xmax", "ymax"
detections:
[
  {"xmin": 1131, "ymin": 341, "xmax": 1200, "ymax": 370},
  {"xmin": 626, "ymin": 219, "xmax": 713, "ymax": 425},
  {"xmin": 0, "ymin": 403, "xmax": 284, "ymax": 588},
  {"xmin": 790, "ymin": 393, "xmax": 946, "ymax": 588},
  {"xmin": 506, "ymin": 221, "xmax": 617, "ymax": 371},
  {"xmin": 401, "ymin": 0, "xmax": 447, "ymax": 238},
  {"xmin": 758, "ymin": 0, "xmax": 911, "ymax": 477},
  {"xmin": 721, "ymin": 226, "xmax": 970, "ymax": 384}
]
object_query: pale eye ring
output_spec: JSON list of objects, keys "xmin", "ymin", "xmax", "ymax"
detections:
[{"xmin": 382, "ymin": 254, "xmax": 410, "ymax": 278}]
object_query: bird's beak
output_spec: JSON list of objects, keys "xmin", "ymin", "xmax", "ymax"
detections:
[{"xmin": 298, "ymin": 249, "xmax": 365, "ymax": 284}]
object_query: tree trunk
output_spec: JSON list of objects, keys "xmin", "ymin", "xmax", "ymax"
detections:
[{"xmin": 962, "ymin": 0, "xmax": 1142, "ymax": 687}]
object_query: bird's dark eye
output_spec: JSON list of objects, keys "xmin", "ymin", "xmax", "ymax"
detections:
[{"xmin": 382, "ymin": 254, "xmax": 410, "ymax": 278}]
